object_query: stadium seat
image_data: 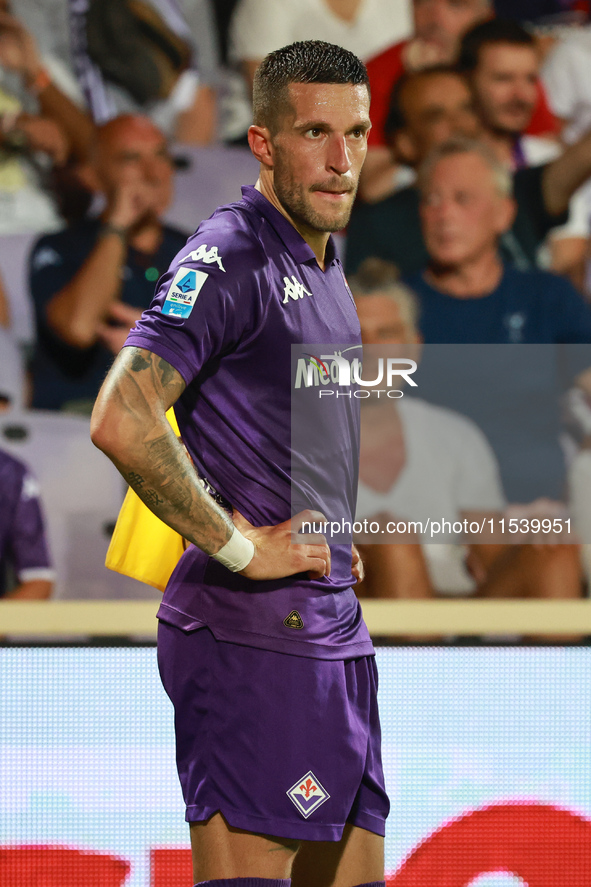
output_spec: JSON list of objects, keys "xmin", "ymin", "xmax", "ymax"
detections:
[
  {"xmin": 0, "ymin": 410, "xmax": 160, "ymax": 599},
  {"xmin": 0, "ymin": 232, "xmax": 38, "ymax": 347},
  {"xmin": 165, "ymin": 144, "xmax": 259, "ymax": 234},
  {"xmin": 0, "ymin": 328, "xmax": 26, "ymax": 409}
]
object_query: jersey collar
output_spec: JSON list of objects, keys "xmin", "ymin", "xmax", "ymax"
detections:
[{"xmin": 241, "ymin": 185, "xmax": 337, "ymax": 268}]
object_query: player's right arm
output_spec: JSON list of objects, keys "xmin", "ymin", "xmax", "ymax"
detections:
[{"xmin": 91, "ymin": 346, "xmax": 331, "ymax": 581}]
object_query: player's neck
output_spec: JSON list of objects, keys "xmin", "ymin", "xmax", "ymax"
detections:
[{"xmin": 255, "ymin": 177, "xmax": 330, "ymax": 270}]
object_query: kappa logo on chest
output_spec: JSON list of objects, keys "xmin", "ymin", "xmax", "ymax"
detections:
[{"xmin": 282, "ymin": 275, "xmax": 312, "ymax": 305}]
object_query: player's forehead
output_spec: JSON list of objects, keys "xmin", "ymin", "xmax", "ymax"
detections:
[{"xmin": 283, "ymin": 81, "xmax": 370, "ymax": 131}]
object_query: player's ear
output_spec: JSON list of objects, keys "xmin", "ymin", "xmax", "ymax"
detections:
[{"xmin": 248, "ymin": 124, "xmax": 274, "ymax": 169}]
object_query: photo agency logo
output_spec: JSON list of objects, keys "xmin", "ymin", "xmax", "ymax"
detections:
[{"xmin": 294, "ymin": 345, "xmax": 418, "ymax": 398}]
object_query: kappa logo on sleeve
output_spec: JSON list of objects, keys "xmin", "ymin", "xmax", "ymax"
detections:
[
  {"xmin": 180, "ymin": 244, "xmax": 226, "ymax": 271},
  {"xmin": 162, "ymin": 267, "xmax": 208, "ymax": 318}
]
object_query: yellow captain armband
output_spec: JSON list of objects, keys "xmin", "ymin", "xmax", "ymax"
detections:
[{"xmin": 105, "ymin": 408, "xmax": 186, "ymax": 592}]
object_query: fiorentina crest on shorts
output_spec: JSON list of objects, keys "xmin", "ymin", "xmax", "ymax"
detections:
[{"xmin": 287, "ymin": 770, "xmax": 330, "ymax": 818}]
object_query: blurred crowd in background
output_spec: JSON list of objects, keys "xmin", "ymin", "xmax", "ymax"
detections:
[{"xmin": 3, "ymin": 0, "xmax": 591, "ymax": 626}]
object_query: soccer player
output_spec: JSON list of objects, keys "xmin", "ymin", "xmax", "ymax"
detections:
[{"xmin": 91, "ymin": 40, "xmax": 388, "ymax": 887}]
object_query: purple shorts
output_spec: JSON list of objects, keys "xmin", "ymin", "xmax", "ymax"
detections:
[{"xmin": 157, "ymin": 621, "xmax": 389, "ymax": 842}]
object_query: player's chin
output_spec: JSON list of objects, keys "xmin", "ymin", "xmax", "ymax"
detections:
[{"xmin": 314, "ymin": 202, "xmax": 355, "ymax": 233}]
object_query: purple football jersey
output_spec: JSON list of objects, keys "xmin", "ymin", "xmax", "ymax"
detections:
[
  {"xmin": 0, "ymin": 448, "xmax": 53, "ymax": 595},
  {"xmin": 126, "ymin": 186, "xmax": 372, "ymax": 658}
]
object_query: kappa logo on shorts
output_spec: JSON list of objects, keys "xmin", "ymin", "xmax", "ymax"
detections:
[
  {"xmin": 283, "ymin": 610, "xmax": 304, "ymax": 630},
  {"xmin": 287, "ymin": 771, "xmax": 330, "ymax": 818}
]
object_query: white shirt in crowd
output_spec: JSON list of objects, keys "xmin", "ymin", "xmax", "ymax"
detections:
[
  {"xmin": 223, "ymin": 0, "xmax": 412, "ymax": 141},
  {"xmin": 230, "ymin": 0, "xmax": 412, "ymax": 67},
  {"xmin": 542, "ymin": 25, "xmax": 591, "ymax": 145},
  {"xmin": 356, "ymin": 397, "xmax": 506, "ymax": 595}
]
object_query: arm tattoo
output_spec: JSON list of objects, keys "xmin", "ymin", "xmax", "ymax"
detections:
[
  {"xmin": 158, "ymin": 356, "xmax": 176, "ymax": 388},
  {"xmin": 126, "ymin": 347, "xmax": 185, "ymax": 403},
  {"xmin": 111, "ymin": 347, "xmax": 233, "ymax": 555},
  {"xmin": 142, "ymin": 488, "xmax": 165, "ymax": 508},
  {"xmin": 130, "ymin": 350, "xmax": 151, "ymax": 373}
]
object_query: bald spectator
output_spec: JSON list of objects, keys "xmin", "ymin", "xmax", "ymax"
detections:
[
  {"xmin": 29, "ymin": 114, "xmax": 188, "ymax": 413},
  {"xmin": 346, "ymin": 67, "xmax": 570, "ymax": 276},
  {"xmin": 458, "ymin": 18, "xmax": 590, "ymax": 287},
  {"xmin": 360, "ymin": 0, "xmax": 559, "ymax": 202}
]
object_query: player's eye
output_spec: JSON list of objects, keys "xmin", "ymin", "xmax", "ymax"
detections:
[{"xmin": 305, "ymin": 128, "xmax": 323, "ymax": 139}]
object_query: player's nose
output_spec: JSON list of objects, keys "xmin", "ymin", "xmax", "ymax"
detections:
[{"xmin": 326, "ymin": 134, "xmax": 352, "ymax": 175}]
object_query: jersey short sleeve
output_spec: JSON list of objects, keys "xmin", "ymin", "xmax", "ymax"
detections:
[{"xmin": 125, "ymin": 222, "xmax": 265, "ymax": 385}]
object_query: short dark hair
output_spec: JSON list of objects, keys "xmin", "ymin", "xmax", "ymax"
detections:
[
  {"xmin": 253, "ymin": 40, "xmax": 369, "ymax": 134},
  {"xmin": 458, "ymin": 19, "xmax": 535, "ymax": 74},
  {"xmin": 385, "ymin": 65, "xmax": 463, "ymax": 137}
]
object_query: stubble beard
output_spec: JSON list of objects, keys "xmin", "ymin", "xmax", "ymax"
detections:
[{"xmin": 274, "ymin": 167, "xmax": 357, "ymax": 234}]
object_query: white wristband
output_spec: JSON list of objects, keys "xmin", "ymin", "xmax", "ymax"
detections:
[{"xmin": 212, "ymin": 526, "xmax": 255, "ymax": 572}]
